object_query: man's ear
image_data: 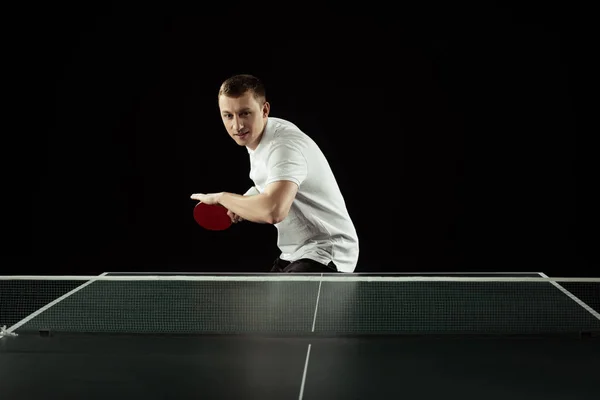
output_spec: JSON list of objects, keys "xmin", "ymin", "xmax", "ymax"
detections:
[{"xmin": 262, "ymin": 101, "xmax": 270, "ymax": 118}]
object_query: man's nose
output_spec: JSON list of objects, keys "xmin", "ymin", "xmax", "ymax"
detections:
[{"xmin": 232, "ymin": 116, "xmax": 244, "ymax": 130}]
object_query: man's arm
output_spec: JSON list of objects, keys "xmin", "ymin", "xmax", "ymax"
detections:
[{"xmin": 218, "ymin": 180, "xmax": 298, "ymax": 224}]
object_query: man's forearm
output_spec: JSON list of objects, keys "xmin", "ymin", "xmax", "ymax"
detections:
[{"xmin": 218, "ymin": 192, "xmax": 278, "ymax": 224}]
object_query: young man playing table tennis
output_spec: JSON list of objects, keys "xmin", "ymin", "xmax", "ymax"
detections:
[{"xmin": 190, "ymin": 74, "xmax": 359, "ymax": 273}]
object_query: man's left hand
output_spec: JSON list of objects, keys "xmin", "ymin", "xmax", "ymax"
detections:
[{"xmin": 190, "ymin": 192, "xmax": 222, "ymax": 205}]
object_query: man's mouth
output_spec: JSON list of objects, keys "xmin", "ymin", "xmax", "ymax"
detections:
[{"xmin": 236, "ymin": 132, "xmax": 249, "ymax": 139}]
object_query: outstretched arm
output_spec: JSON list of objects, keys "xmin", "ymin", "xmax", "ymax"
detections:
[
  {"xmin": 191, "ymin": 140, "xmax": 305, "ymax": 224},
  {"xmin": 218, "ymin": 180, "xmax": 298, "ymax": 224},
  {"xmin": 228, "ymin": 186, "xmax": 259, "ymax": 223}
]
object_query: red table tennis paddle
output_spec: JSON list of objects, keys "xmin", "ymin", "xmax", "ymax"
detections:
[{"xmin": 193, "ymin": 202, "xmax": 232, "ymax": 231}]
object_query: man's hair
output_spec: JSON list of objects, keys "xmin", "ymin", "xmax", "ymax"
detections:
[{"xmin": 218, "ymin": 74, "xmax": 266, "ymax": 104}]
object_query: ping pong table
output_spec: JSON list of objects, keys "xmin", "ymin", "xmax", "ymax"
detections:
[{"xmin": 1, "ymin": 272, "xmax": 599, "ymax": 399}]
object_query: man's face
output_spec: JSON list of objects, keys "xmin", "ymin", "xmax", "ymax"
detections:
[{"xmin": 218, "ymin": 91, "xmax": 270, "ymax": 150}]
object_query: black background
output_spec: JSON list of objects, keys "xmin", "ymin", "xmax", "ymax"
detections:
[{"xmin": 2, "ymin": 5, "xmax": 597, "ymax": 276}]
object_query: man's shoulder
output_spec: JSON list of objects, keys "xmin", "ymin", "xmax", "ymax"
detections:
[
  {"xmin": 269, "ymin": 117, "xmax": 302, "ymax": 136},
  {"xmin": 268, "ymin": 117, "xmax": 311, "ymax": 146}
]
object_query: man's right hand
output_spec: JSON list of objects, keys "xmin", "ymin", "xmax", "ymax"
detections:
[{"xmin": 227, "ymin": 210, "xmax": 244, "ymax": 223}]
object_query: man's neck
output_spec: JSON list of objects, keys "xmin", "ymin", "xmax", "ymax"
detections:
[{"xmin": 247, "ymin": 118, "xmax": 268, "ymax": 151}]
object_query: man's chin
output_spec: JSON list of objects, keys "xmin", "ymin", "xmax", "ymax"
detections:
[{"xmin": 237, "ymin": 136, "xmax": 252, "ymax": 144}]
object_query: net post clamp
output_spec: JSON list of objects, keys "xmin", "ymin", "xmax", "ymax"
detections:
[{"xmin": 0, "ymin": 325, "xmax": 18, "ymax": 337}]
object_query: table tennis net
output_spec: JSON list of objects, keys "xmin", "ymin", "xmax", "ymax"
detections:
[{"xmin": 1, "ymin": 275, "xmax": 599, "ymax": 337}]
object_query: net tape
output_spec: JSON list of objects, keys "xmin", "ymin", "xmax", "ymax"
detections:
[{"xmin": 2, "ymin": 275, "xmax": 600, "ymax": 282}]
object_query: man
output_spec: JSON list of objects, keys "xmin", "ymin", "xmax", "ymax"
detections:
[{"xmin": 190, "ymin": 74, "xmax": 359, "ymax": 273}]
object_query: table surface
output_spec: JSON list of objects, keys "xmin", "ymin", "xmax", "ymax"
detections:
[{"xmin": 1, "ymin": 272, "xmax": 599, "ymax": 399}]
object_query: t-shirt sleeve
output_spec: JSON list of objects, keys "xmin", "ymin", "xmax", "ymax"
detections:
[
  {"xmin": 265, "ymin": 142, "xmax": 308, "ymax": 187},
  {"xmin": 243, "ymin": 186, "xmax": 260, "ymax": 196}
]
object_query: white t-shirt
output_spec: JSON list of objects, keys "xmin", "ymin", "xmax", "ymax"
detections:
[{"xmin": 245, "ymin": 117, "xmax": 359, "ymax": 273}]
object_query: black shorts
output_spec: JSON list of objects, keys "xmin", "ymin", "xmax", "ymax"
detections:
[{"xmin": 270, "ymin": 257, "xmax": 339, "ymax": 273}]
